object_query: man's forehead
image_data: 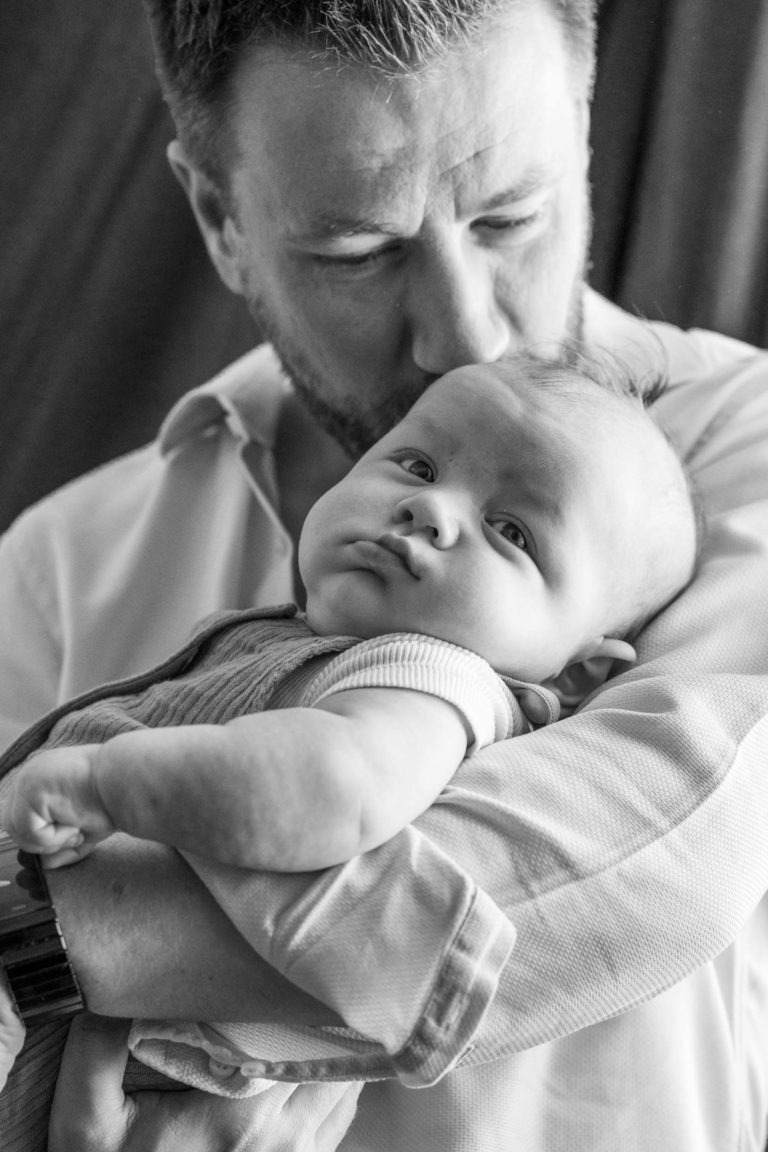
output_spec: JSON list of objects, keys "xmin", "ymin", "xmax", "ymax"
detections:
[
  {"xmin": 230, "ymin": 7, "xmax": 581, "ymax": 222},
  {"xmin": 285, "ymin": 157, "xmax": 560, "ymax": 242}
]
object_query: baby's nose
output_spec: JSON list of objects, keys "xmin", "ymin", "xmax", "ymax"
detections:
[{"xmin": 396, "ymin": 490, "xmax": 460, "ymax": 548}]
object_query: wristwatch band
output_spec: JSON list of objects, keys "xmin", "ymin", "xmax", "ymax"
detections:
[{"xmin": 0, "ymin": 830, "xmax": 84, "ymax": 1023}]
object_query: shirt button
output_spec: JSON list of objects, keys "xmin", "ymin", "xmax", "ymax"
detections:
[{"xmin": 208, "ymin": 1057, "xmax": 237, "ymax": 1079}]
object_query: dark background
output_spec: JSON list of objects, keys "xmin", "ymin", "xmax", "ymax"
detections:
[{"xmin": 1, "ymin": 0, "xmax": 767, "ymax": 532}]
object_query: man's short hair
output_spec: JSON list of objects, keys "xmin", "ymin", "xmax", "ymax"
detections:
[{"xmin": 143, "ymin": 0, "xmax": 597, "ymax": 183}]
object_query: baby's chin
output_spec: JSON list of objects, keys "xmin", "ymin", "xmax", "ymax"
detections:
[{"xmin": 302, "ymin": 599, "xmax": 368, "ymax": 640}]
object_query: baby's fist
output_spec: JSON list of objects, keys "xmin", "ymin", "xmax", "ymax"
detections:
[{"xmin": 3, "ymin": 744, "xmax": 114, "ymax": 867}]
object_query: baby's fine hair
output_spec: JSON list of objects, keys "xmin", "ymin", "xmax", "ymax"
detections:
[{"xmin": 499, "ymin": 345, "xmax": 704, "ymax": 640}]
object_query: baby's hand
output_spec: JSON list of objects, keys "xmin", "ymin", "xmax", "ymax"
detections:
[{"xmin": 3, "ymin": 745, "xmax": 115, "ymax": 867}]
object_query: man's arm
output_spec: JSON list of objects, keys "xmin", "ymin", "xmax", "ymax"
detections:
[
  {"xmin": 45, "ymin": 831, "xmax": 340, "ymax": 1024},
  {"xmin": 6, "ymin": 688, "xmax": 467, "ymax": 871}
]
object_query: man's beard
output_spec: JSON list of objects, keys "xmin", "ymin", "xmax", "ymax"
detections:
[{"xmin": 246, "ymin": 273, "xmax": 586, "ymax": 460}]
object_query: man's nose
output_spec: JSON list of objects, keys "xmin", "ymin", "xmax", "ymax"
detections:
[
  {"xmin": 408, "ymin": 241, "xmax": 511, "ymax": 375},
  {"xmin": 395, "ymin": 489, "xmax": 461, "ymax": 548}
]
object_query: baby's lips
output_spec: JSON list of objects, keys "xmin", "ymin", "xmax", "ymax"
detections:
[{"xmin": 376, "ymin": 532, "xmax": 426, "ymax": 578}]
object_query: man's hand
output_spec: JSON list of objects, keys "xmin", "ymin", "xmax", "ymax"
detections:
[
  {"xmin": 3, "ymin": 745, "xmax": 115, "ymax": 867},
  {"xmin": 49, "ymin": 1013, "xmax": 362, "ymax": 1152},
  {"xmin": 0, "ymin": 971, "xmax": 25, "ymax": 1092}
]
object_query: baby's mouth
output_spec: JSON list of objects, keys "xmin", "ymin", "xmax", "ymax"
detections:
[
  {"xmin": 375, "ymin": 533, "xmax": 424, "ymax": 579},
  {"xmin": 349, "ymin": 535, "xmax": 424, "ymax": 580}
]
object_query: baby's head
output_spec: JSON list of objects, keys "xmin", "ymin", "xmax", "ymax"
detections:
[{"xmin": 299, "ymin": 352, "xmax": 699, "ymax": 702}]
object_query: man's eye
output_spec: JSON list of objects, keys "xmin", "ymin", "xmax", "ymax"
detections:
[
  {"xmin": 315, "ymin": 243, "xmax": 401, "ymax": 271},
  {"xmin": 326, "ymin": 250, "xmax": 386, "ymax": 268},
  {"xmin": 478, "ymin": 213, "xmax": 538, "ymax": 231},
  {"xmin": 494, "ymin": 520, "xmax": 529, "ymax": 551},
  {"xmin": 474, "ymin": 207, "xmax": 546, "ymax": 240},
  {"xmin": 396, "ymin": 454, "xmax": 436, "ymax": 482}
]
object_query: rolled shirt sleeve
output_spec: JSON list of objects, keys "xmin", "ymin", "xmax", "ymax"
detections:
[{"xmin": 181, "ymin": 836, "xmax": 516, "ymax": 1087}]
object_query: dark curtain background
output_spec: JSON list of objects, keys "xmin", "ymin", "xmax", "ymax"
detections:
[
  {"xmin": 0, "ymin": 5, "xmax": 256, "ymax": 530},
  {"xmin": 1, "ymin": 0, "xmax": 767, "ymax": 532},
  {"xmin": 591, "ymin": 0, "xmax": 768, "ymax": 345}
]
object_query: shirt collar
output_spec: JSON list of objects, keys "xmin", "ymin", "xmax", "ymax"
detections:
[
  {"xmin": 159, "ymin": 344, "xmax": 291, "ymax": 456},
  {"xmin": 583, "ymin": 287, "xmax": 670, "ymax": 377}
]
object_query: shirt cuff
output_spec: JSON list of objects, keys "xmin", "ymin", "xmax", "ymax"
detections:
[{"xmin": 183, "ymin": 830, "xmax": 516, "ymax": 1087}]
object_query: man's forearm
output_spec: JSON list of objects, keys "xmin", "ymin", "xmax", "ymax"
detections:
[{"xmin": 47, "ymin": 831, "xmax": 339, "ymax": 1025}]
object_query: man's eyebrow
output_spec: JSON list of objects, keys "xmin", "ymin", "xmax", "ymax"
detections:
[
  {"xmin": 478, "ymin": 167, "xmax": 560, "ymax": 211},
  {"xmin": 288, "ymin": 216, "xmax": 403, "ymax": 243},
  {"xmin": 289, "ymin": 168, "xmax": 560, "ymax": 243}
]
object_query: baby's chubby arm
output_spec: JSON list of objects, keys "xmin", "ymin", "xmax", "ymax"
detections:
[{"xmin": 4, "ymin": 689, "xmax": 468, "ymax": 871}]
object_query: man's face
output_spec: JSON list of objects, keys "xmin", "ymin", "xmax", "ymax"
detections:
[{"xmin": 223, "ymin": 2, "xmax": 591, "ymax": 455}]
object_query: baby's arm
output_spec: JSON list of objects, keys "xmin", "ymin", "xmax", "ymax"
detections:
[{"xmin": 4, "ymin": 689, "xmax": 468, "ymax": 871}]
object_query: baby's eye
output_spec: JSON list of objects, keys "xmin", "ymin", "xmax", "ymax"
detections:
[
  {"xmin": 396, "ymin": 453, "xmax": 436, "ymax": 482},
  {"xmin": 494, "ymin": 520, "xmax": 529, "ymax": 552}
]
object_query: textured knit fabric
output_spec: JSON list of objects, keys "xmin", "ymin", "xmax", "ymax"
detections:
[
  {"xmin": 0, "ymin": 607, "xmax": 336, "ymax": 769},
  {"xmin": 0, "ymin": 614, "xmax": 530, "ymax": 769},
  {"xmin": 1, "ymin": 291, "xmax": 768, "ymax": 1149},
  {"xmin": 300, "ymin": 631, "xmax": 543, "ymax": 746}
]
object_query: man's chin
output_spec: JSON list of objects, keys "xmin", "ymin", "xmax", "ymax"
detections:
[
  {"xmin": 246, "ymin": 300, "xmax": 385, "ymax": 456},
  {"xmin": 287, "ymin": 375, "xmax": 380, "ymax": 458},
  {"xmin": 290, "ymin": 373, "xmax": 431, "ymax": 458},
  {"xmin": 259, "ymin": 314, "xmax": 429, "ymax": 457}
]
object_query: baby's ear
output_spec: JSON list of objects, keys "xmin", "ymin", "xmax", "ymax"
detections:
[{"xmin": 541, "ymin": 636, "xmax": 636, "ymax": 712}]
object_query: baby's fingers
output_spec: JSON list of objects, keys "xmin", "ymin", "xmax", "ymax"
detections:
[
  {"xmin": 10, "ymin": 816, "xmax": 84, "ymax": 856},
  {"xmin": 43, "ymin": 838, "xmax": 102, "ymax": 869},
  {"xmin": 17, "ymin": 820, "xmax": 107, "ymax": 870}
]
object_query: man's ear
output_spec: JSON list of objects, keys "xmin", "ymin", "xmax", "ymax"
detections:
[
  {"xmin": 541, "ymin": 636, "xmax": 636, "ymax": 712},
  {"xmin": 167, "ymin": 140, "xmax": 245, "ymax": 295}
]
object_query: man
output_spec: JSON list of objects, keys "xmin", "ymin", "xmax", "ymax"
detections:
[{"xmin": 1, "ymin": 2, "xmax": 768, "ymax": 1149}]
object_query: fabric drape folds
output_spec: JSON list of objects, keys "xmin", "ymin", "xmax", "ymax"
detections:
[{"xmin": 591, "ymin": 0, "xmax": 768, "ymax": 348}]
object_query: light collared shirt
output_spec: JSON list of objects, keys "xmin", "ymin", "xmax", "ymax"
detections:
[{"xmin": 1, "ymin": 291, "xmax": 768, "ymax": 1149}]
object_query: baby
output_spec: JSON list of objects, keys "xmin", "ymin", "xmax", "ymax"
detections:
[{"xmin": 0, "ymin": 351, "xmax": 699, "ymax": 1100}]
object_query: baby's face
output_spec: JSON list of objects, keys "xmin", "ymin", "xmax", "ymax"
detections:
[{"xmin": 299, "ymin": 364, "xmax": 641, "ymax": 680}]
